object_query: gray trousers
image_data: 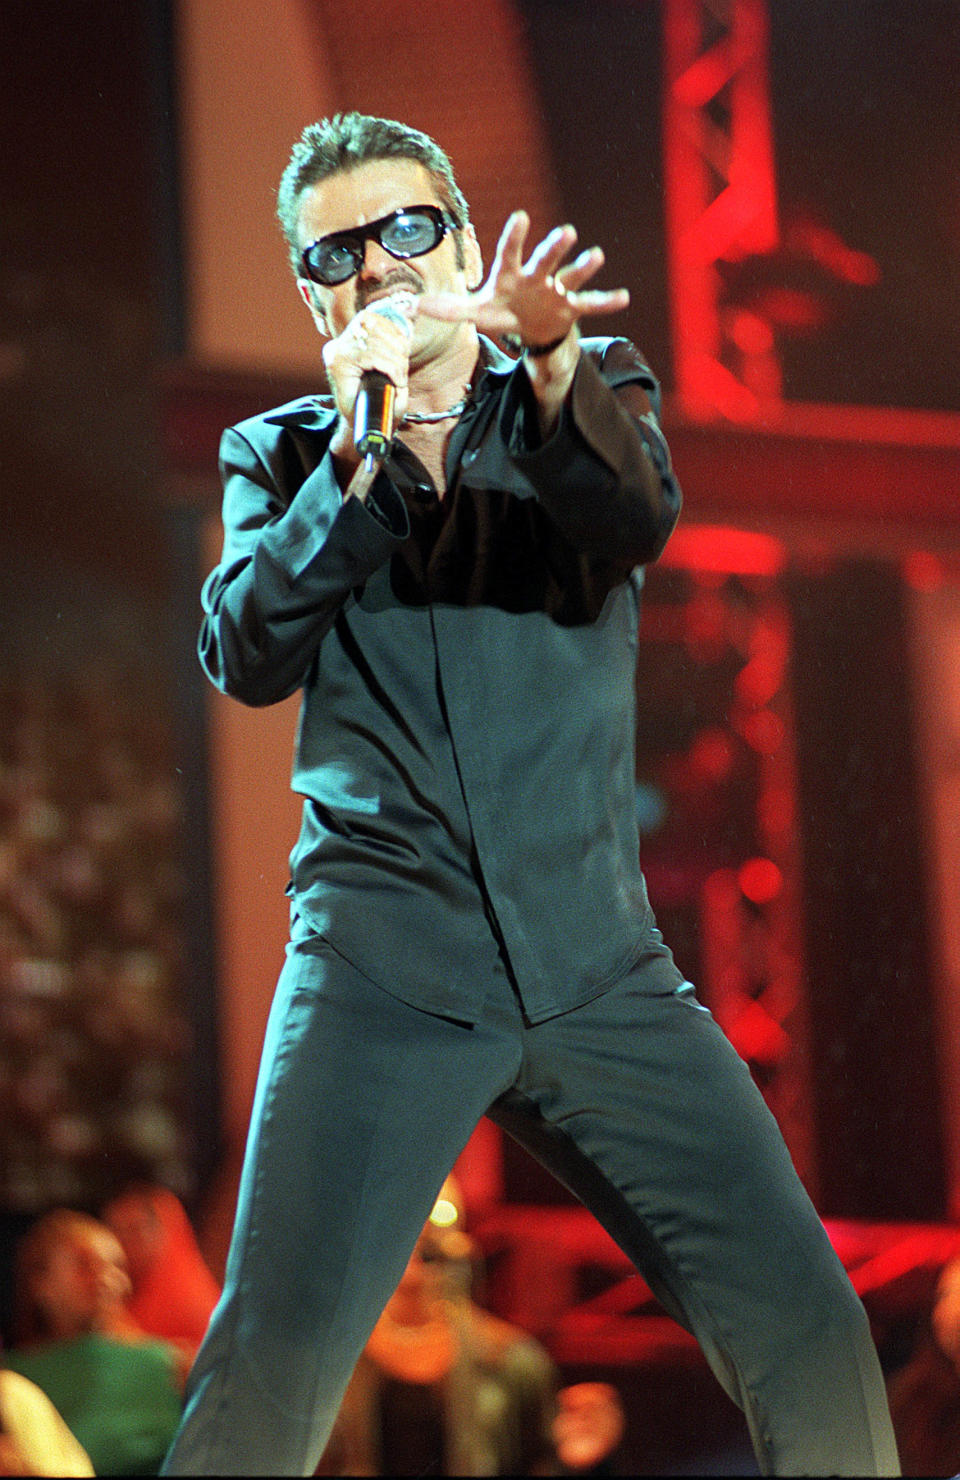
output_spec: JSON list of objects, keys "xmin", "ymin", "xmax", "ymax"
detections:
[{"xmin": 162, "ymin": 925, "xmax": 900, "ymax": 1476}]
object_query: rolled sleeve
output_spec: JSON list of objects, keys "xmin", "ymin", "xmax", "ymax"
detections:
[
  {"xmin": 505, "ymin": 339, "xmax": 682, "ymax": 565},
  {"xmin": 199, "ymin": 428, "xmax": 409, "ymax": 706}
]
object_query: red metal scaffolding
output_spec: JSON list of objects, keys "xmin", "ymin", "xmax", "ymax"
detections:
[{"xmin": 662, "ymin": 0, "xmax": 782, "ymax": 419}]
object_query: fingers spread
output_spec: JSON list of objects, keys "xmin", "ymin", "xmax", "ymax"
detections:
[
  {"xmin": 416, "ymin": 289, "xmax": 479, "ymax": 323},
  {"xmin": 489, "ymin": 210, "xmax": 531, "ymax": 280},
  {"xmin": 416, "ymin": 214, "xmax": 629, "ymax": 347},
  {"xmin": 417, "ymin": 288, "xmax": 517, "ymax": 336},
  {"xmin": 556, "ymin": 246, "xmax": 605, "ymax": 293},
  {"xmin": 524, "ymin": 223, "xmax": 578, "ymax": 280},
  {"xmin": 566, "ymin": 287, "xmax": 631, "ymax": 316}
]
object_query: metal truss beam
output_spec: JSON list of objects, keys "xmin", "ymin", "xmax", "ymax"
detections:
[{"xmin": 662, "ymin": 0, "xmax": 781, "ymax": 419}]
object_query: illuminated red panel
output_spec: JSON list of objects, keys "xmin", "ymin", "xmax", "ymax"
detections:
[{"xmin": 658, "ymin": 523, "xmax": 787, "ymax": 576}]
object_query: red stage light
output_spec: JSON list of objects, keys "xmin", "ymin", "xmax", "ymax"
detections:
[
  {"xmin": 903, "ymin": 550, "xmax": 945, "ymax": 593},
  {"xmin": 738, "ymin": 856, "xmax": 783, "ymax": 904}
]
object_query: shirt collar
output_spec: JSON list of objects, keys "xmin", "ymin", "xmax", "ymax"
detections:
[
  {"xmin": 475, "ymin": 333, "xmax": 518, "ymax": 379},
  {"xmin": 262, "ymin": 335, "xmax": 518, "ymax": 433}
]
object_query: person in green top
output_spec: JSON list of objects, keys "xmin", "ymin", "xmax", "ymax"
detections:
[{"xmin": 6, "ymin": 1209, "xmax": 183, "ymax": 1475}]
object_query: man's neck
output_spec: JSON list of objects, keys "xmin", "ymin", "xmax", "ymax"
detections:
[{"xmin": 406, "ymin": 325, "xmax": 480, "ymax": 419}]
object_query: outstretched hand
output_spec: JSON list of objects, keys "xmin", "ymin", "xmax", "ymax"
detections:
[{"xmin": 416, "ymin": 210, "xmax": 629, "ymax": 349}]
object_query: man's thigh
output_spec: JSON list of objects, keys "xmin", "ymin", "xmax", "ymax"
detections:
[
  {"xmin": 491, "ymin": 961, "xmax": 899, "ymax": 1473},
  {"xmin": 497, "ymin": 961, "xmax": 854, "ymax": 1388},
  {"xmin": 217, "ymin": 935, "xmax": 523, "ymax": 1411}
]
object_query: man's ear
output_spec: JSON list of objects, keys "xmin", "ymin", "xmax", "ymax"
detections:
[
  {"xmin": 297, "ymin": 278, "xmax": 330, "ymax": 336},
  {"xmin": 462, "ymin": 223, "xmax": 484, "ymax": 292}
]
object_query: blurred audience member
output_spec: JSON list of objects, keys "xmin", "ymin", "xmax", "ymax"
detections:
[
  {"xmin": 102, "ymin": 1184, "xmax": 220, "ymax": 1365},
  {"xmin": 0, "ymin": 1360, "xmax": 94, "ymax": 1476},
  {"xmin": 5, "ymin": 1209, "xmax": 183, "ymax": 1476},
  {"xmin": 552, "ymin": 1382, "xmax": 626, "ymax": 1475},
  {"xmin": 319, "ymin": 1182, "xmax": 624, "ymax": 1476},
  {"xmin": 887, "ymin": 1255, "xmax": 960, "ymax": 1476}
]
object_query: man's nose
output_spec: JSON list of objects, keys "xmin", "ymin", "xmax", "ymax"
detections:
[{"xmin": 358, "ymin": 236, "xmax": 398, "ymax": 280}]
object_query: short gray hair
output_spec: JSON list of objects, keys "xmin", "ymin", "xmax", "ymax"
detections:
[{"xmin": 277, "ymin": 112, "xmax": 470, "ymax": 275}]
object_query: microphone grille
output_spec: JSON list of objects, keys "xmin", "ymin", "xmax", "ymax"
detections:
[{"xmin": 370, "ymin": 295, "xmax": 415, "ymax": 337}]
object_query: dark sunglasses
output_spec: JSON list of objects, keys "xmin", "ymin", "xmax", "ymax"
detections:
[{"xmin": 300, "ymin": 204, "xmax": 455, "ymax": 287}]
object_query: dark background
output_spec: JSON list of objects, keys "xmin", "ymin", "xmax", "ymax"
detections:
[
  {"xmin": 1, "ymin": 0, "xmax": 958, "ymax": 1241},
  {"xmin": 3, "ymin": 0, "xmax": 959, "ymax": 588}
]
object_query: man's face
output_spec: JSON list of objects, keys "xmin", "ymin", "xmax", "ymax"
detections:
[
  {"xmin": 295, "ymin": 157, "xmax": 481, "ymax": 364},
  {"xmin": 33, "ymin": 1223, "xmax": 132, "ymax": 1337}
]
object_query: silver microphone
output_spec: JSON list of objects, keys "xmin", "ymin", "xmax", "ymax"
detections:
[{"xmin": 354, "ymin": 297, "xmax": 414, "ymax": 466}]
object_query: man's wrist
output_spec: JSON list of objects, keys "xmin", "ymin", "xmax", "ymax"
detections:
[
  {"xmin": 522, "ymin": 331, "xmax": 580, "ymax": 436},
  {"xmin": 523, "ymin": 329, "xmax": 579, "ymax": 389},
  {"xmin": 329, "ymin": 417, "xmax": 362, "ymax": 489}
]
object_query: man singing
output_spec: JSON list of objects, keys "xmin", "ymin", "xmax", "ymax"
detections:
[{"xmin": 162, "ymin": 113, "xmax": 899, "ymax": 1475}]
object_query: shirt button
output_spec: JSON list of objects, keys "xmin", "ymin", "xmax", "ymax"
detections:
[{"xmin": 462, "ymin": 449, "xmax": 478, "ymax": 466}]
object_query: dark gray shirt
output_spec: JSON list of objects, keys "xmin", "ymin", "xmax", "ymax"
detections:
[{"xmin": 199, "ymin": 336, "xmax": 681, "ymax": 1024}]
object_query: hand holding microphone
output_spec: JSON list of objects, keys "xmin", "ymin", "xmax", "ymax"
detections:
[
  {"xmin": 354, "ymin": 297, "xmax": 413, "ymax": 464},
  {"xmin": 323, "ymin": 295, "xmax": 415, "ymax": 470}
]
